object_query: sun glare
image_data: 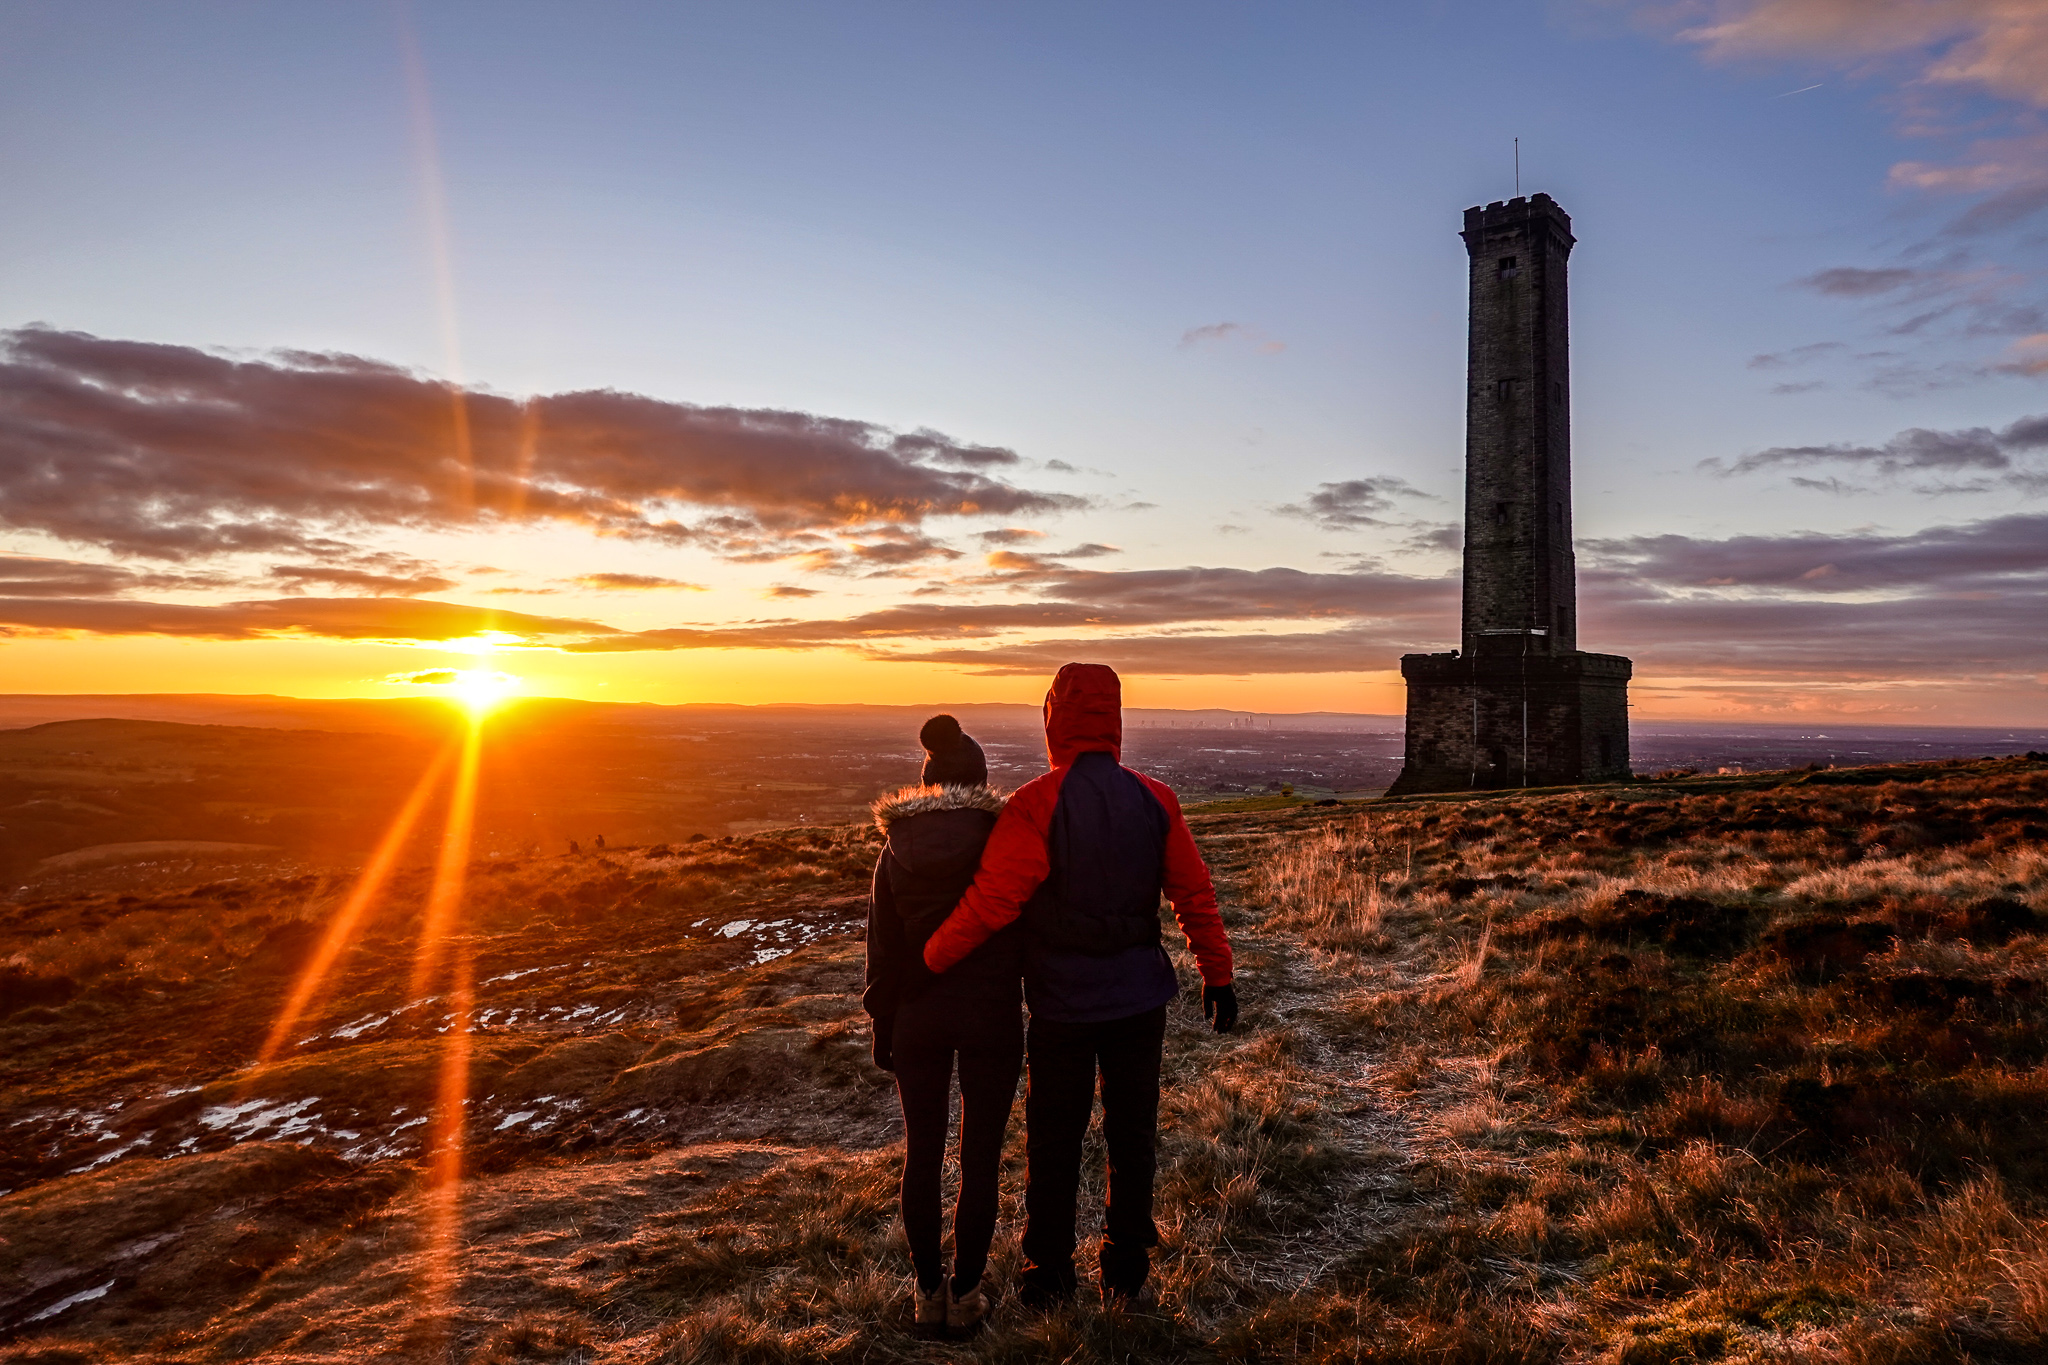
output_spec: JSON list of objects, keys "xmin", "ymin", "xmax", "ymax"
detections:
[{"xmin": 447, "ymin": 669, "xmax": 521, "ymax": 714}]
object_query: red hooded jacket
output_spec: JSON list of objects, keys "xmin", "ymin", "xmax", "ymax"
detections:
[{"xmin": 921, "ymin": 664, "xmax": 1234, "ymax": 988}]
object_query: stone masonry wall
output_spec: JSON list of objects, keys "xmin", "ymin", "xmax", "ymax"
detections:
[{"xmin": 1459, "ymin": 194, "xmax": 1577, "ymax": 657}]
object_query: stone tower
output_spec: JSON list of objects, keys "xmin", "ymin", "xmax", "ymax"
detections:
[{"xmin": 1386, "ymin": 194, "xmax": 1631, "ymax": 794}]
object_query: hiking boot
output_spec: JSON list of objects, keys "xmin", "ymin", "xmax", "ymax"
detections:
[
  {"xmin": 947, "ymin": 1279, "xmax": 990, "ymax": 1335},
  {"xmin": 1099, "ymin": 1240, "xmax": 1151, "ymax": 1304},
  {"xmin": 1016, "ymin": 1266, "xmax": 1074, "ymax": 1312},
  {"xmin": 913, "ymin": 1281, "xmax": 947, "ymax": 1334}
]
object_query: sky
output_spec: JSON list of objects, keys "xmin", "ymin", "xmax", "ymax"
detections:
[{"xmin": 2, "ymin": 0, "xmax": 2045, "ymax": 721}]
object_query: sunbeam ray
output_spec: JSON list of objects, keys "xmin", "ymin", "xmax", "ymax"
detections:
[
  {"xmin": 396, "ymin": 0, "xmax": 475, "ymax": 515},
  {"xmin": 409, "ymin": 715, "xmax": 483, "ymax": 1001},
  {"xmin": 410, "ymin": 711, "xmax": 485, "ymax": 1332},
  {"xmin": 249, "ymin": 736, "xmax": 461, "ymax": 1077}
]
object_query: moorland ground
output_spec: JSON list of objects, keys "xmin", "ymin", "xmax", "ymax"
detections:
[{"xmin": 2, "ymin": 754, "xmax": 2046, "ymax": 1362}]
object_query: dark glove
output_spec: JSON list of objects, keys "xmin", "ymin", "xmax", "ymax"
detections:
[
  {"xmin": 871, "ymin": 1016, "xmax": 896, "ymax": 1072},
  {"xmin": 1202, "ymin": 983, "xmax": 1239, "ymax": 1034}
]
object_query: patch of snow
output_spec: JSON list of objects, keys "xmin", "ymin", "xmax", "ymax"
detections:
[
  {"xmin": 751, "ymin": 947, "xmax": 794, "ymax": 965},
  {"xmin": 26, "ymin": 1280, "xmax": 114, "ymax": 1323},
  {"xmin": 198, "ymin": 1100, "xmax": 270, "ymax": 1131},
  {"xmin": 393, "ymin": 1116, "xmax": 429, "ymax": 1132},
  {"xmin": 200, "ymin": 1097, "xmax": 319, "ymax": 1141},
  {"xmin": 566, "ymin": 1004, "xmax": 598, "ymax": 1019},
  {"xmin": 717, "ymin": 920, "xmax": 754, "ymax": 937},
  {"xmin": 495, "ymin": 1111, "xmax": 538, "ymax": 1131},
  {"xmin": 483, "ymin": 966, "xmax": 547, "ymax": 984},
  {"xmin": 71, "ymin": 1131, "xmax": 155, "ymax": 1174},
  {"xmin": 332, "ymin": 1013, "xmax": 390, "ymax": 1040}
]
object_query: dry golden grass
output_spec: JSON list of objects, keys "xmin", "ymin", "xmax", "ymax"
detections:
[{"xmin": 2, "ymin": 755, "xmax": 2044, "ymax": 1362}]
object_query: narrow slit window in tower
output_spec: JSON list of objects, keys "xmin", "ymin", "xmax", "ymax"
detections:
[
  {"xmin": 1496, "ymin": 378, "xmax": 1514, "ymax": 401},
  {"xmin": 1493, "ymin": 501, "xmax": 1511, "ymax": 526},
  {"xmin": 1497, "ymin": 256, "xmax": 1518, "ymax": 279}
]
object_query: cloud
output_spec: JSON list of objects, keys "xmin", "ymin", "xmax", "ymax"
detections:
[
  {"xmin": 1678, "ymin": 2, "xmax": 2048, "ymax": 108},
  {"xmin": 1749, "ymin": 341, "xmax": 1846, "ymax": 368},
  {"xmin": 568, "ymin": 573, "xmax": 708, "ymax": 591},
  {"xmin": 1650, "ymin": 5, "xmax": 2048, "ymax": 379},
  {"xmin": 979, "ymin": 541, "xmax": 1124, "ymax": 574},
  {"xmin": 1946, "ymin": 180, "xmax": 2048, "ymax": 234},
  {"xmin": 765, "ymin": 585, "xmax": 821, "ymax": 599},
  {"xmin": 976, "ymin": 528, "xmax": 1046, "ymax": 547},
  {"xmin": 1569, "ymin": 512, "xmax": 2048, "ymax": 681},
  {"xmin": 1277, "ymin": 477, "xmax": 1437, "ymax": 530},
  {"xmin": 1992, "ymin": 333, "xmax": 2048, "ymax": 376},
  {"xmin": 1585, "ymin": 512, "xmax": 2048, "ymax": 595},
  {"xmin": 1708, "ymin": 410, "xmax": 2048, "ymax": 490},
  {"xmin": 1179, "ymin": 322, "xmax": 1287, "ymax": 355},
  {"xmin": 1798, "ymin": 267, "xmax": 1920, "ymax": 297},
  {"xmin": 0, "ymin": 595, "xmax": 620, "ymax": 646},
  {"xmin": 268, "ymin": 564, "xmax": 458, "ymax": 595},
  {"xmin": 0, "ymin": 327, "xmax": 1078, "ymax": 564},
  {"xmin": 0, "ymin": 553, "xmax": 230, "ymax": 598},
  {"xmin": 5, "ymin": 512, "xmax": 2045, "ymax": 686}
]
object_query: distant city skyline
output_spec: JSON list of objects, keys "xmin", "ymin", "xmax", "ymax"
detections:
[{"xmin": 2, "ymin": 2, "xmax": 2044, "ymax": 723}]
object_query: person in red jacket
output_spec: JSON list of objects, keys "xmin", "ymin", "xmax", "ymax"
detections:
[{"xmin": 922, "ymin": 662, "xmax": 1238, "ymax": 1306}]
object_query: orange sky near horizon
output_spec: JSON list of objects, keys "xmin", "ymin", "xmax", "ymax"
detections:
[{"xmin": 5, "ymin": 633, "xmax": 2044, "ymax": 728}]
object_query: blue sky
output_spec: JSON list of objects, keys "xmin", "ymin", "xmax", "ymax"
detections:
[{"xmin": 2, "ymin": 1, "xmax": 2044, "ymax": 720}]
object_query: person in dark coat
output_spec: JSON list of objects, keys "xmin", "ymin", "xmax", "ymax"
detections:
[{"xmin": 864, "ymin": 715, "xmax": 1022, "ymax": 1336}]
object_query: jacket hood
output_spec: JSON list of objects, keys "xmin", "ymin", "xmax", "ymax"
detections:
[
  {"xmin": 1044, "ymin": 662, "xmax": 1122, "ymax": 768},
  {"xmin": 871, "ymin": 782, "xmax": 1005, "ymax": 832}
]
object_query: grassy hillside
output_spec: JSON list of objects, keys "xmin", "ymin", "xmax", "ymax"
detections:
[{"xmin": 1, "ymin": 755, "xmax": 2044, "ymax": 1362}]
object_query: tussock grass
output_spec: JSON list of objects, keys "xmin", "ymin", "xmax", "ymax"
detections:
[
  {"xmin": 1222, "ymin": 755, "xmax": 2048, "ymax": 1362},
  {"xmin": 4, "ymin": 755, "xmax": 2044, "ymax": 1362}
]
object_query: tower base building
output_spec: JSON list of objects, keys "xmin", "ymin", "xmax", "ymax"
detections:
[
  {"xmin": 1386, "ymin": 192, "xmax": 1630, "ymax": 796},
  {"xmin": 1388, "ymin": 648, "xmax": 1630, "ymax": 794}
]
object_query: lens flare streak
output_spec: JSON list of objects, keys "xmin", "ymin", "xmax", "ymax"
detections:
[
  {"xmin": 251, "ymin": 739, "xmax": 461, "ymax": 1074},
  {"xmin": 412, "ymin": 714, "xmax": 485, "ymax": 1328}
]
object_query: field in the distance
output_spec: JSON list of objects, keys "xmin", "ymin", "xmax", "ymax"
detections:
[
  {"xmin": 5, "ymin": 693, "xmax": 2043, "ymax": 901},
  {"xmin": 2, "ymin": 753, "xmax": 2046, "ymax": 1361}
]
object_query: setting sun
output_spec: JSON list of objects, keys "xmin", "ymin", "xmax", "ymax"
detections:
[
  {"xmin": 382, "ymin": 667, "xmax": 522, "ymax": 713},
  {"xmin": 447, "ymin": 669, "xmax": 520, "ymax": 714}
]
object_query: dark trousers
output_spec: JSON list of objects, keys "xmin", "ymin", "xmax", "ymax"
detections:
[
  {"xmin": 1019, "ymin": 1004, "xmax": 1167, "ymax": 1293},
  {"xmin": 893, "ymin": 997, "xmax": 1024, "ymax": 1294}
]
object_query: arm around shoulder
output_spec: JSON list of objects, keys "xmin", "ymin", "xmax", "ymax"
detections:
[{"xmin": 920, "ymin": 772, "xmax": 1060, "ymax": 973}]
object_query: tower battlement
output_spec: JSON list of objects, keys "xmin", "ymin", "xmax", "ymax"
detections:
[
  {"xmin": 1386, "ymin": 193, "xmax": 1632, "ymax": 795},
  {"xmin": 1462, "ymin": 193, "xmax": 1574, "ymax": 240}
]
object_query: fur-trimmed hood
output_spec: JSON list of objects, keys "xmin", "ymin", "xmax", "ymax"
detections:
[
  {"xmin": 871, "ymin": 782, "xmax": 1005, "ymax": 832},
  {"xmin": 871, "ymin": 783, "xmax": 1005, "ymax": 898}
]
